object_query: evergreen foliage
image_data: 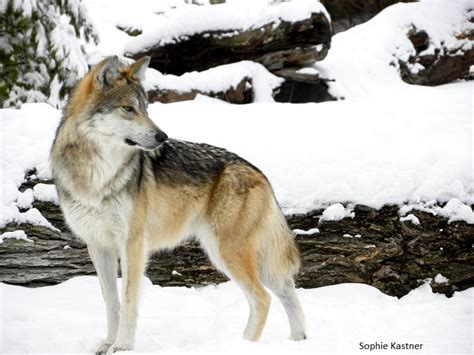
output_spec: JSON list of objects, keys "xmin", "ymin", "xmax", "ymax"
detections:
[{"xmin": 0, "ymin": 0, "xmax": 98, "ymax": 108}]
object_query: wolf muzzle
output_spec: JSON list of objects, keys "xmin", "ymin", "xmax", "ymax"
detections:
[{"xmin": 125, "ymin": 129, "xmax": 168, "ymax": 150}]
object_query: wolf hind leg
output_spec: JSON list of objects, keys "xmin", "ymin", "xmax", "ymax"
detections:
[
  {"xmin": 264, "ymin": 277, "xmax": 306, "ymax": 341},
  {"xmin": 242, "ymin": 284, "xmax": 271, "ymax": 341},
  {"xmin": 201, "ymin": 234, "xmax": 271, "ymax": 341},
  {"xmin": 225, "ymin": 251, "xmax": 271, "ymax": 341}
]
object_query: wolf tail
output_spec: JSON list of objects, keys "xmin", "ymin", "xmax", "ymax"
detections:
[
  {"xmin": 257, "ymin": 197, "xmax": 301, "ymax": 287},
  {"xmin": 256, "ymin": 197, "xmax": 307, "ymax": 340}
]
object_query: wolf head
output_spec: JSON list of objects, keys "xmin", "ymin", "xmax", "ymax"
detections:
[{"xmin": 68, "ymin": 55, "xmax": 167, "ymax": 151}]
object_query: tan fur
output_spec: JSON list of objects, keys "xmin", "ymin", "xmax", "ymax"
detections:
[
  {"xmin": 65, "ymin": 69, "xmax": 95, "ymax": 120},
  {"xmin": 140, "ymin": 163, "xmax": 297, "ymax": 342}
]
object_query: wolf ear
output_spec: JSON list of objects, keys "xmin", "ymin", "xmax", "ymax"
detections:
[
  {"xmin": 129, "ymin": 56, "xmax": 150, "ymax": 82},
  {"xmin": 95, "ymin": 56, "xmax": 121, "ymax": 88}
]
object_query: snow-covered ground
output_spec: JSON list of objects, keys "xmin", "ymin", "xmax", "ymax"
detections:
[
  {"xmin": 1, "ymin": 277, "xmax": 472, "ymax": 354},
  {"xmin": 1, "ymin": 79, "xmax": 473, "ymax": 232}
]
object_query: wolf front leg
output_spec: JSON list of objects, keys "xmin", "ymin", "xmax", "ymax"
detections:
[
  {"xmin": 87, "ymin": 245, "xmax": 120, "ymax": 355},
  {"xmin": 106, "ymin": 234, "xmax": 147, "ymax": 354}
]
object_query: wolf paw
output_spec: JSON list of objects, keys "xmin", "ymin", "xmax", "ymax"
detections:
[
  {"xmin": 290, "ymin": 332, "xmax": 307, "ymax": 341},
  {"xmin": 95, "ymin": 341, "xmax": 112, "ymax": 355},
  {"xmin": 105, "ymin": 343, "xmax": 132, "ymax": 354}
]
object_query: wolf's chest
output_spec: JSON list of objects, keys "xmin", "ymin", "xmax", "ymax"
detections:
[{"xmin": 61, "ymin": 193, "xmax": 134, "ymax": 247}]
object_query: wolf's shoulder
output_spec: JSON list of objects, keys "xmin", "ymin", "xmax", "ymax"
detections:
[
  {"xmin": 147, "ymin": 139, "xmax": 261, "ymax": 185},
  {"xmin": 163, "ymin": 139, "xmax": 241, "ymax": 160}
]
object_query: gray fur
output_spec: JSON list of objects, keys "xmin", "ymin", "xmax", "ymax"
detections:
[
  {"xmin": 96, "ymin": 56, "xmax": 121, "ymax": 88},
  {"xmin": 150, "ymin": 139, "xmax": 262, "ymax": 186}
]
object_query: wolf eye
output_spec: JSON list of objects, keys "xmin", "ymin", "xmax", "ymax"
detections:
[{"xmin": 123, "ymin": 106, "xmax": 135, "ymax": 113}]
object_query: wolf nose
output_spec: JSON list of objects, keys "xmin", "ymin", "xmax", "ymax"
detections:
[{"xmin": 155, "ymin": 130, "xmax": 168, "ymax": 144}]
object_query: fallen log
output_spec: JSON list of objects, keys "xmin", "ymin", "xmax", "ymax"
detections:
[
  {"xmin": 1, "ymin": 174, "xmax": 473, "ymax": 297},
  {"xmin": 147, "ymin": 76, "xmax": 253, "ymax": 104},
  {"xmin": 124, "ymin": 2, "xmax": 331, "ymax": 75}
]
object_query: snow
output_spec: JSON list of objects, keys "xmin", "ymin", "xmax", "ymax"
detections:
[
  {"xmin": 1, "ymin": 1, "xmax": 473, "ymax": 353},
  {"xmin": 1, "ymin": 80, "xmax": 473, "ymax": 227},
  {"xmin": 16, "ymin": 189, "xmax": 34, "ymax": 210},
  {"xmin": 143, "ymin": 61, "xmax": 283, "ymax": 103},
  {"xmin": 296, "ymin": 67, "xmax": 319, "ymax": 75},
  {"xmin": 32, "ymin": 183, "xmax": 59, "ymax": 204},
  {"xmin": 400, "ymin": 214, "xmax": 421, "ymax": 225},
  {"xmin": 0, "ymin": 103, "xmax": 61, "ymax": 228},
  {"xmin": 438, "ymin": 198, "xmax": 474, "ymax": 224},
  {"xmin": 160, "ymin": 83, "xmax": 467, "ymax": 214},
  {"xmin": 1, "ymin": 276, "xmax": 471, "ymax": 354},
  {"xmin": 82, "ymin": 0, "xmax": 329, "ymax": 58},
  {"xmin": 399, "ymin": 199, "xmax": 474, "ymax": 225},
  {"xmin": 434, "ymin": 274, "xmax": 449, "ymax": 284},
  {"xmin": 320, "ymin": 203, "xmax": 354, "ymax": 222},
  {"xmin": 1, "ymin": 0, "xmax": 473, "ymax": 231},
  {"xmin": 0, "ymin": 230, "xmax": 32, "ymax": 244},
  {"xmin": 2, "ymin": 0, "xmax": 94, "ymax": 108},
  {"xmin": 293, "ymin": 228, "xmax": 320, "ymax": 236},
  {"xmin": 343, "ymin": 233, "xmax": 362, "ymax": 238},
  {"xmin": 316, "ymin": 0, "xmax": 473, "ymax": 99}
]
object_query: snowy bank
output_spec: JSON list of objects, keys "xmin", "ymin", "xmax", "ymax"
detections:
[
  {"xmin": 1, "ymin": 276, "xmax": 472, "ymax": 354},
  {"xmin": 1, "ymin": 80, "xmax": 473, "ymax": 228}
]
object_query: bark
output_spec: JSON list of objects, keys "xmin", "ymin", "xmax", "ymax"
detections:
[
  {"xmin": 147, "ymin": 76, "xmax": 253, "ymax": 104},
  {"xmin": 1, "ymin": 177, "xmax": 473, "ymax": 297},
  {"xmin": 125, "ymin": 12, "xmax": 331, "ymax": 75}
]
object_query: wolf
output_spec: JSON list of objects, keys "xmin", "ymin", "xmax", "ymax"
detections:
[{"xmin": 50, "ymin": 56, "xmax": 306, "ymax": 354}]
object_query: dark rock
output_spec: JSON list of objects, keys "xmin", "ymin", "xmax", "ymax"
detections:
[
  {"xmin": 399, "ymin": 27, "xmax": 474, "ymax": 86},
  {"xmin": 272, "ymin": 67, "xmax": 336, "ymax": 103},
  {"xmin": 274, "ymin": 79, "xmax": 335, "ymax": 103},
  {"xmin": 408, "ymin": 29, "xmax": 429, "ymax": 53}
]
